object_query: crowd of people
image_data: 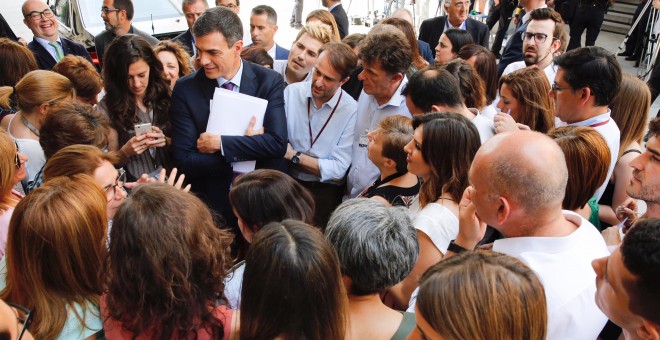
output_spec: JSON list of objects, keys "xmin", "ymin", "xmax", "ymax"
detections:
[{"xmin": 0, "ymin": 0, "xmax": 659, "ymax": 339}]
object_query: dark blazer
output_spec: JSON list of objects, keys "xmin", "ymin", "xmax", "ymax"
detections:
[
  {"xmin": 275, "ymin": 44, "xmax": 290, "ymax": 60},
  {"xmin": 247, "ymin": 43, "xmax": 290, "ymax": 60},
  {"xmin": 417, "ymin": 40, "xmax": 435, "ymax": 64},
  {"xmin": 418, "ymin": 16, "xmax": 489, "ymax": 57},
  {"xmin": 28, "ymin": 37, "xmax": 93, "ymax": 70},
  {"xmin": 330, "ymin": 3, "xmax": 349, "ymax": 39},
  {"xmin": 497, "ymin": 19, "xmax": 528, "ymax": 77},
  {"xmin": 172, "ymin": 29, "xmax": 194, "ymax": 55},
  {"xmin": 170, "ymin": 61, "xmax": 288, "ymax": 218}
]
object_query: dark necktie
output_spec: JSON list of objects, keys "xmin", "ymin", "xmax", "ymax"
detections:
[{"xmin": 222, "ymin": 81, "xmax": 235, "ymax": 91}]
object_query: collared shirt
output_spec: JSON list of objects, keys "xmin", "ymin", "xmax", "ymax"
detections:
[
  {"xmin": 266, "ymin": 44, "xmax": 277, "ymax": 60},
  {"xmin": 445, "ymin": 17, "xmax": 467, "ymax": 30},
  {"xmin": 217, "ymin": 60, "xmax": 244, "ymax": 92},
  {"xmin": 502, "ymin": 60, "xmax": 558, "ymax": 85},
  {"xmin": 284, "ymin": 81, "xmax": 357, "ymax": 184},
  {"xmin": 563, "ymin": 110, "xmax": 620, "ymax": 201},
  {"xmin": 492, "ymin": 211, "xmax": 609, "ymax": 340},
  {"xmin": 216, "ymin": 60, "xmax": 244, "ymax": 156},
  {"xmin": 327, "ymin": 3, "xmax": 340, "ymax": 11},
  {"xmin": 35, "ymin": 36, "xmax": 62, "ymax": 62},
  {"xmin": 346, "ymin": 77, "xmax": 411, "ymax": 198},
  {"xmin": 273, "ymin": 60, "xmax": 313, "ymax": 85}
]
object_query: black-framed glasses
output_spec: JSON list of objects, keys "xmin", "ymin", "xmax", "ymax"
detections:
[
  {"xmin": 551, "ymin": 83, "xmax": 573, "ymax": 92},
  {"xmin": 24, "ymin": 8, "xmax": 54, "ymax": 20},
  {"xmin": 521, "ymin": 32, "xmax": 556, "ymax": 44},
  {"xmin": 104, "ymin": 168, "xmax": 126, "ymax": 202},
  {"xmin": 6, "ymin": 302, "xmax": 32, "ymax": 340},
  {"xmin": 14, "ymin": 141, "xmax": 21, "ymax": 169},
  {"xmin": 101, "ymin": 7, "xmax": 121, "ymax": 14}
]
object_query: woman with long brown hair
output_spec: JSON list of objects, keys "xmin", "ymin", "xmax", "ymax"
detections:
[
  {"xmin": 102, "ymin": 184, "xmax": 236, "ymax": 339},
  {"xmin": 495, "ymin": 67, "xmax": 555, "ymax": 134},
  {"xmin": 240, "ymin": 219, "xmax": 348, "ymax": 339},
  {"xmin": 0, "ymin": 175, "xmax": 107, "ymax": 339},
  {"xmin": 0, "ymin": 70, "xmax": 74, "ymax": 188},
  {"xmin": 410, "ymin": 251, "xmax": 547, "ymax": 340},
  {"xmin": 389, "ymin": 112, "xmax": 481, "ymax": 309},
  {"xmin": 99, "ymin": 34, "xmax": 171, "ymax": 181}
]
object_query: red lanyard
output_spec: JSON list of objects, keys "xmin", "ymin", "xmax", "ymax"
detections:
[
  {"xmin": 307, "ymin": 91, "xmax": 343, "ymax": 148},
  {"xmin": 589, "ymin": 119, "xmax": 609, "ymax": 127}
]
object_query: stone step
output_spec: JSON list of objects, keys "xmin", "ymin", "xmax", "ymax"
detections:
[{"xmin": 602, "ymin": 20, "xmax": 634, "ymax": 34}]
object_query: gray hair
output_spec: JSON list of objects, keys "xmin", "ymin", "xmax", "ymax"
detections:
[
  {"xmin": 251, "ymin": 5, "xmax": 278, "ymax": 26},
  {"xmin": 192, "ymin": 6, "xmax": 243, "ymax": 45},
  {"xmin": 181, "ymin": 0, "xmax": 208, "ymax": 11},
  {"xmin": 326, "ymin": 198, "xmax": 419, "ymax": 296}
]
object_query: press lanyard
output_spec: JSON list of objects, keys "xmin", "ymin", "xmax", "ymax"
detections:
[{"xmin": 307, "ymin": 91, "xmax": 343, "ymax": 149}]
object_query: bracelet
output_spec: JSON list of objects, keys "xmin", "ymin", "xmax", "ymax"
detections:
[{"xmin": 447, "ymin": 239, "xmax": 470, "ymax": 254}]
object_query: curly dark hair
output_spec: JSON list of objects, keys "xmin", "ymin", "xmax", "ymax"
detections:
[
  {"xmin": 102, "ymin": 34, "xmax": 171, "ymax": 132},
  {"xmin": 358, "ymin": 24, "xmax": 412, "ymax": 75},
  {"xmin": 103, "ymin": 183, "xmax": 234, "ymax": 339},
  {"xmin": 620, "ymin": 218, "xmax": 660, "ymax": 325}
]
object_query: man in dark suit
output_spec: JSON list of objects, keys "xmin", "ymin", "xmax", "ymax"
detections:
[
  {"xmin": 496, "ymin": 0, "xmax": 547, "ymax": 76},
  {"xmin": 170, "ymin": 6, "xmax": 287, "ymax": 220},
  {"xmin": 418, "ymin": 0, "xmax": 489, "ymax": 57},
  {"xmin": 172, "ymin": 0, "xmax": 208, "ymax": 55},
  {"xmin": 323, "ymin": 0, "xmax": 349, "ymax": 39},
  {"xmin": 248, "ymin": 5, "xmax": 289, "ymax": 60},
  {"xmin": 21, "ymin": 0, "xmax": 93, "ymax": 70}
]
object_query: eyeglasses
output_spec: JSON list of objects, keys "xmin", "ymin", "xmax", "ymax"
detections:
[
  {"xmin": 101, "ymin": 7, "xmax": 121, "ymax": 14},
  {"xmin": 219, "ymin": 3, "xmax": 238, "ymax": 9},
  {"xmin": 104, "ymin": 168, "xmax": 126, "ymax": 202},
  {"xmin": 6, "ymin": 302, "xmax": 32, "ymax": 340},
  {"xmin": 24, "ymin": 8, "xmax": 54, "ymax": 20},
  {"xmin": 14, "ymin": 141, "xmax": 21, "ymax": 169},
  {"xmin": 551, "ymin": 83, "xmax": 573, "ymax": 92},
  {"xmin": 521, "ymin": 32, "xmax": 556, "ymax": 44}
]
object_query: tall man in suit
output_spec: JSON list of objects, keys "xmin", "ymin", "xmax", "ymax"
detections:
[
  {"xmin": 249, "ymin": 5, "xmax": 289, "ymax": 60},
  {"xmin": 496, "ymin": 0, "xmax": 547, "ymax": 76},
  {"xmin": 96, "ymin": 0, "xmax": 158, "ymax": 65},
  {"xmin": 172, "ymin": 0, "xmax": 208, "ymax": 56},
  {"xmin": 323, "ymin": 0, "xmax": 349, "ymax": 39},
  {"xmin": 170, "ymin": 6, "xmax": 287, "ymax": 221},
  {"xmin": 22, "ymin": 0, "xmax": 93, "ymax": 70},
  {"xmin": 418, "ymin": 0, "xmax": 489, "ymax": 57}
]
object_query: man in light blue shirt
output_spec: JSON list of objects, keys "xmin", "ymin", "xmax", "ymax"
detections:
[
  {"xmin": 284, "ymin": 42, "xmax": 358, "ymax": 227},
  {"xmin": 346, "ymin": 25, "xmax": 412, "ymax": 199}
]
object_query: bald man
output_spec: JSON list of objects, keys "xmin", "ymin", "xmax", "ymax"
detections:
[
  {"xmin": 450, "ymin": 131, "xmax": 610, "ymax": 340},
  {"xmin": 22, "ymin": 0, "xmax": 93, "ymax": 69}
]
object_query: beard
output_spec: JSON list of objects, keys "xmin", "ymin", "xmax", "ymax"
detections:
[{"xmin": 523, "ymin": 46, "xmax": 551, "ymax": 67}]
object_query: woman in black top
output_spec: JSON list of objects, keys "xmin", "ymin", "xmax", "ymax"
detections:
[{"xmin": 359, "ymin": 115, "xmax": 419, "ymax": 206}]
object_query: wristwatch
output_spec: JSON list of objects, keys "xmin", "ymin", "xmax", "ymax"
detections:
[
  {"xmin": 447, "ymin": 240, "xmax": 470, "ymax": 254},
  {"xmin": 291, "ymin": 152, "xmax": 302, "ymax": 164}
]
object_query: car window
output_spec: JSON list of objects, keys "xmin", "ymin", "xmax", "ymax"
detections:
[
  {"xmin": 78, "ymin": 0, "xmax": 183, "ymax": 27},
  {"xmin": 51, "ymin": 0, "xmax": 72, "ymax": 28}
]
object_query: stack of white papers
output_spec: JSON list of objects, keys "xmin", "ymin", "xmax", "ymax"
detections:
[{"xmin": 207, "ymin": 87, "xmax": 268, "ymax": 173}]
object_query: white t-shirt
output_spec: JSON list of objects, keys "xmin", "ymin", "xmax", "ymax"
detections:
[
  {"xmin": 492, "ymin": 211, "xmax": 610, "ymax": 340},
  {"xmin": 502, "ymin": 61, "xmax": 558, "ymax": 85},
  {"xmin": 409, "ymin": 198, "xmax": 459, "ymax": 254},
  {"xmin": 223, "ymin": 261, "xmax": 245, "ymax": 309}
]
